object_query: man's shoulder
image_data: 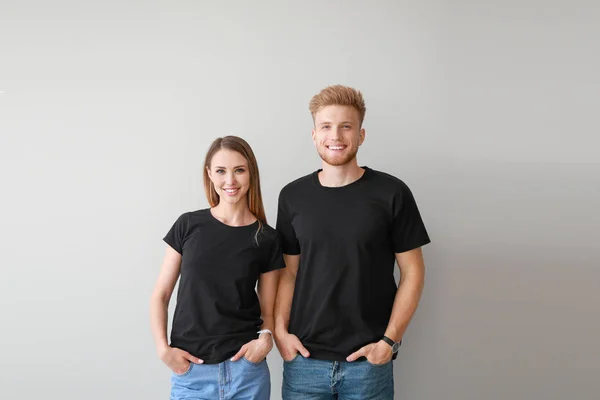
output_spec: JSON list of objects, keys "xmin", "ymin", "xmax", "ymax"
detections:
[
  {"xmin": 367, "ymin": 168, "xmax": 411, "ymax": 192},
  {"xmin": 279, "ymin": 172, "xmax": 314, "ymax": 197}
]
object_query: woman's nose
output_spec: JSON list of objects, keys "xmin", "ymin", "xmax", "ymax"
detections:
[{"xmin": 225, "ymin": 172, "xmax": 236, "ymax": 185}]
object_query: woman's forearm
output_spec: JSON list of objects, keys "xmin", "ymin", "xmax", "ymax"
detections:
[{"xmin": 150, "ymin": 294, "xmax": 170, "ymax": 355}]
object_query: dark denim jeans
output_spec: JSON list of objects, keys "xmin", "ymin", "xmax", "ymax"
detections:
[{"xmin": 282, "ymin": 355, "xmax": 394, "ymax": 399}]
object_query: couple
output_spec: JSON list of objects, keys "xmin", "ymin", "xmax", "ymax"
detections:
[{"xmin": 150, "ymin": 85, "xmax": 431, "ymax": 400}]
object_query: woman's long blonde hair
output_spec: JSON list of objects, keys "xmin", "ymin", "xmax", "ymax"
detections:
[{"xmin": 203, "ymin": 136, "xmax": 267, "ymax": 228}]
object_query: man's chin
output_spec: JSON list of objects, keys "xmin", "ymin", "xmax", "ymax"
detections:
[{"xmin": 318, "ymin": 153, "xmax": 357, "ymax": 167}]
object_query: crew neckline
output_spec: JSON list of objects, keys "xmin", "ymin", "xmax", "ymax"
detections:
[
  {"xmin": 207, "ymin": 208, "xmax": 259, "ymax": 228},
  {"xmin": 311, "ymin": 166, "xmax": 372, "ymax": 190}
]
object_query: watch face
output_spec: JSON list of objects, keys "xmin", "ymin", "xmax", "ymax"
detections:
[{"xmin": 392, "ymin": 342, "xmax": 400, "ymax": 353}]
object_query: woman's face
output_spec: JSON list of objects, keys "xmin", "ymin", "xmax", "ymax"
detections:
[{"xmin": 207, "ymin": 149, "xmax": 251, "ymax": 205}]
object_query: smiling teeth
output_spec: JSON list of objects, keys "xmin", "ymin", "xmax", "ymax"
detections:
[{"xmin": 329, "ymin": 146, "xmax": 344, "ymax": 150}]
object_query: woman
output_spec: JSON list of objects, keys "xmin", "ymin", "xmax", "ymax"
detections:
[{"xmin": 150, "ymin": 136, "xmax": 284, "ymax": 399}]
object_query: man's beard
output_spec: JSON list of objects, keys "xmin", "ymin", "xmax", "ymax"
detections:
[{"xmin": 317, "ymin": 146, "xmax": 358, "ymax": 166}]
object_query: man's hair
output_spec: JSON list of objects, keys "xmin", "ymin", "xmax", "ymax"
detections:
[{"xmin": 309, "ymin": 85, "xmax": 367, "ymax": 126}]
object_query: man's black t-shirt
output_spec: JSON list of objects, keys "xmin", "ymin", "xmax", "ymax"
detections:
[
  {"xmin": 164, "ymin": 209, "xmax": 285, "ymax": 364},
  {"xmin": 276, "ymin": 167, "xmax": 430, "ymax": 361}
]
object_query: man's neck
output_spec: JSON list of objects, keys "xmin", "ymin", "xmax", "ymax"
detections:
[{"xmin": 318, "ymin": 161, "xmax": 365, "ymax": 188}]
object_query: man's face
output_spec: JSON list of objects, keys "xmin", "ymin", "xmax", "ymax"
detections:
[{"xmin": 312, "ymin": 105, "xmax": 365, "ymax": 167}]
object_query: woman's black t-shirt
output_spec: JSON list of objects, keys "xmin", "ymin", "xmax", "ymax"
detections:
[{"xmin": 163, "ymin": 208, "xmax": 285, "ymax": 364}]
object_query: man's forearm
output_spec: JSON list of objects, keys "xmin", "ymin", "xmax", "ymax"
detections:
[
  {"xmin": 274, "ymin": 270, "xmax": 296, "ymax": 334},
  {"xmin": 384, "ymin": 271, "xmax": 425, "ymax": 342}
]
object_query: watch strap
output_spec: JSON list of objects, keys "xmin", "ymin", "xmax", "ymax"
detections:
[
  {"xmin": 382, "ymin": 335, "xmax": 402, "ymax": 353},
  {"xmin": 381, "ymin": 336, "xmax": 396, "ymax": 347}
]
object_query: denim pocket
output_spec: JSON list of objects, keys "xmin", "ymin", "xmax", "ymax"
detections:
[
  {"xmin": 173, "ymin": 362, "xmax": 193, "ymax": 376},
  {"xmin": 283, "ymin": 353, "xmax": 300, "ymax": 364},
  {"xmin": 241, "ymin": 356, "xmax": 265, "ymax": 366},
  {"xmin": 365, "ymin": 359, "xmax": 391, "ymax": 367}
]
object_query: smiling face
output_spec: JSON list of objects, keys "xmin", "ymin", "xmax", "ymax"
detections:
[
  {"xmin": 206, "ymin": 149, "xmax": 250, "ymax": 205},
  {"xmin": 312, "ymin": 105, "xmax": 365, "ymax": 167}
]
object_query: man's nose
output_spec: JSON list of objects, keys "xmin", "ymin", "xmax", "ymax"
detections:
[{"xmin": 330, "ymin": 126, "xmax": 343, "ymax": 140}]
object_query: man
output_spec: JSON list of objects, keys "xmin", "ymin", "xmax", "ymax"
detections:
[{"xmin": 274, "ymin": 85, "xmax": 430, "ymax": 399}]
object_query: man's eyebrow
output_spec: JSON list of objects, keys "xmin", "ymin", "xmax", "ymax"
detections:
[{"xmin": 318, "ymin": 121, "xmax": 354, "ymax": 126}]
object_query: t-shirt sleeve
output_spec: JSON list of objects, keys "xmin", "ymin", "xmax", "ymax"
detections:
[
  {"xmin": 391, "ymin": 185, "xmax": 431, "ymax": 253},
  {"xmin": 163, "ymin": 213, "xmax": 188, "ymax": 254},
  {"xmin": 261, "ymin": 232, "xmax": 287, "ymax": 273},
  {"xmin": 276, "ymin": 191, "xmax": 301, "ymax": 255}
]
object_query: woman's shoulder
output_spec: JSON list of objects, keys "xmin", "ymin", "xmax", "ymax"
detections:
[
  {"xmin": 257, "ymin": 222, "xmax": 279, "ymax": 243},
  {"xmin": 170, "ymin": 208, "xmax": 212, "ymax": 230},
  {"xmin": 181, "ymin": 208, "xmax": 211, "ymax": 220}
]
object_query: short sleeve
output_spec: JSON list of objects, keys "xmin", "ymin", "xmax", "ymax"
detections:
[
  {"xmin": 276, "ymin": 191, "xmax": 301, "ymax": 255},
  {"xmin": 391, "ymin": 185, "xmax": 431, "ymax": 253},
  {"xmin": 163, "ymin": 213, "xmax": 188, "ymax": 254},
  {"xmin": 261, "ymin": 232, "xmax": 286, "ymax": 273}
]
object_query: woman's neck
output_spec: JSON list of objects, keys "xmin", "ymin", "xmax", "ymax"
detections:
[{"xmin": 210, "ymin": 201, "xmax": 256, "ymax": 226}]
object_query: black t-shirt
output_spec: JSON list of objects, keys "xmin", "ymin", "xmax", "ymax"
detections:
[
  {"xmin": 163, "ymin": 209, "xmax": 285, "ymax": 364},
  {"xmin": 276, "ymin": 167, "xmax": 430, "ymax": 361}
]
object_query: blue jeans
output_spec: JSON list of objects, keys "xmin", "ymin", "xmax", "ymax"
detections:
[
  {"xmin": 170, "ymin": 358, "xmax": 270, "ymax": 400},
  {"xmin": 282, "ymin": 355, "xmax": 394, "ymax": 399}
]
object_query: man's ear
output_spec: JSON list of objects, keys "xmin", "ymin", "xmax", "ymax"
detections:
[{"xmin": 359, "ymin": 128, "xmax": 366, "ymax": 146}]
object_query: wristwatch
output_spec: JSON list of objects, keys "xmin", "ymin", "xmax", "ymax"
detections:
[{"xmin": 381, "ymin": 336, "xmax": 402, "ymax": 353}]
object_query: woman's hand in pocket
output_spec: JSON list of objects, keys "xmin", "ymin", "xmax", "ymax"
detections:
[
  {"xmin": 159, "ymin": 346, "xmax": 203, "ymax": 374},
  {"xmin": 230, "ymin": 333, "xmax": 273, "ymax": 363}
]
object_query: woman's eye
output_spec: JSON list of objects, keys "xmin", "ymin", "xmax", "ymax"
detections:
[{"xmin": 235, "ymin": 168, "xmax": 245, "ymax": 173}]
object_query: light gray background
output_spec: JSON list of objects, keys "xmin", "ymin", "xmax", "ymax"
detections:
[{"xmin": 1, "ymin": 1, "xmax": 598, "ymax": 399}]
